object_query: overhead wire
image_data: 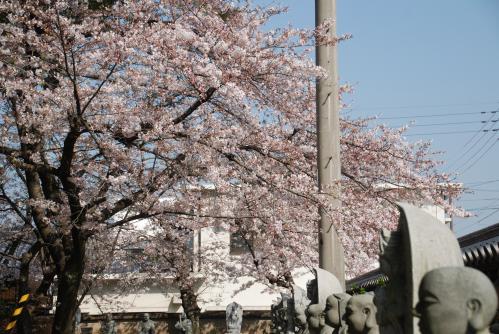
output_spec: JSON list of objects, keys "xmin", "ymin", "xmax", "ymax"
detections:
[
  {"xmin": 458, "ymin": 138, "xmax": 499, "ymax": 175},
  {"xmin": 404, "ymin": 128, "xmax": 499, "ymax": 136},
  {"xmin": 466, "ymin": 207, "xmax": 499, "ymax": 211},
  {"xmin": 459, "ymin": 113, "xmax": 499, "ymax": 150},
  {"xmin": 456, "ymin": 134, "xmax": 499, "ymax": 174},
  {"xmin": 397, "ymin": 120, "xmax": 498, "ymax": 127},
  {"xmin": 459, "ymin": 197, "xmax": 499, "ymax": 202},
  {"xmin": 456, "ymin": 205, "xmax": 499, "ymax": 234},
  {"xmin": 446, "ymin": 112, "xmax": 499, "ymax": 170},
  {"xmin": 345, "ymin": 101, "xmax": 499, "ymax": 112},
  {"xmin": 349, "ymin": 102, "xmax": 499, "ymax": 235},
  {"xmin": 464, "ymin": 179, "xmax": 499, "ymax": 187},
  {"xmin": 374, "ymin": 109, "xmax": 498, "ymax": 120}
]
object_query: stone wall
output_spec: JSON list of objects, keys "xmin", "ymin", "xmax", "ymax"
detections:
[{"xmin": 77, "ymin": 312, "xmax": 270, "ymax": 334}]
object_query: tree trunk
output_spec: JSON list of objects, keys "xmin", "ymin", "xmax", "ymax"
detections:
[
  {"xmin": 52, "ymin": 264, "xmax": 83, "ymax": 334},
  {"xmin": 52, "ymin": 237, "xmax": 86, "ymax": 334},
  {"xmin": 16, "ymin": 242, "xmax": 41, "ymax": 334},
  {"xmin": 180, "ymin": 287, "xmax": 201, "ymax": 334}
]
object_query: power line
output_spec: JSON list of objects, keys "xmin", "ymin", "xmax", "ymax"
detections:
[
  {"xmin": 399, "ymin": 120, "xmax": 499, "ymax": 128},
  {"xmin": 405, "ymin": 129, "xmax": 499, "ymax": 136},
  {"xmin": 345, "ymin": 101, "xmax": 499, "ymax": 112},
  {"xmin": 375, "ymin": 109, "xmax": 498, "ymax": 120},
  {"xmin": 446, "ymin": 114, "xmax": 499, "ymax": 170},
  {"xmin": 457, "ymin": 207, "xmax": 499, "ymax": 234},
  {"xmin": 466, "ymin": 207, "xmax": 499, "ymax": 211},
  {"xmin": 459, "ymin": 113, "xmax": 497, "ymax": 151},
  {"xmin": 459, "ymin": 197, "xmax": 499, "ymax": 202},
  {"xmin": 465, "ymin": 188, "xmax": 499, "ymax": 193},
  {"xmin": 458, "ymin": 137, "xmax": 499, "ymax": 175},
  {"xmin": 465, "ymin": 179, "xmax": 499, "ymax": 187}
]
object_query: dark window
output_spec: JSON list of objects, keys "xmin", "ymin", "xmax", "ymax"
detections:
[
  {"xmin": 81, "ymin": 327, "xmax": 93, "ymax": 334},
  {"xmin": 230, "ymin": 233, "xmax": 250, "ymax": 256}
]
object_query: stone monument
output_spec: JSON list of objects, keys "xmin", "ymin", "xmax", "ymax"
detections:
[
  {"xmin": 75, "ymin": 307, "xmax": 82, "ymax": 334},
  {"xmin": 314, "ymin": 268, "xmax": 343, "ymax": 307},
  {"xmin": 175, "ymin": 313, "xmax": 193, "ymax": 334},
  {"xmin": 100, "ymin": 314, "xmax": 117, "ymax": 334},
  {"xmin": 226, "ymin": 302, "xmax": 243, "ymax": 334},
  {"xmin": 376, "ymin": 229, "xmax": 404, "ymax": 334},
  {"xmin": 270, "ymin": 292, "xmax": 295, "ymax": 334},
  {"xmin": 415, "ymin": 266, "xmax": 498, "ymax": 334},
  {"xmin": 293, "ymin": 284, "xmax": 311, "ymax": 334},
  {"xmin": 376, "ymin": 203, "xmax": 464, "ymax": 334},
  {"xmin": 139, "ymin": 313, "xmax": 155, "ymax": 334},
  {"xmin": 324, "ymin": 293, "xmax": 351, "ymax": 334}
]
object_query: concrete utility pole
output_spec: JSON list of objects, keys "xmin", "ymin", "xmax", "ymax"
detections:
[{"xmin": 315, "ymin": 0, "xmax": 345, "ymax": 288}]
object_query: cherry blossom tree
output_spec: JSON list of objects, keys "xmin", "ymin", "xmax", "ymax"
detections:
[{"xmin": 0, "ymin": 0, "xmax": 463, "ymax": 333}]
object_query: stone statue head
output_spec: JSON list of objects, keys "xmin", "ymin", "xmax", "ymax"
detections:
[
  {"xmin": 226, "ymin": 302, "xmax": 243, "ymax": 332},
  {"xmin": 416, "ymin": 267, "xmax": 498, "ymax": 334},
  {"xmin": 293, "ymin": 284, "xmax": 310, "ymax": 329},
  {"xmin": 175, "ymin": 313, "xmax": 192, "ymax": 334},
  {"xmin": 325, "ymin": 293, "xmax": 351, "ymax": 329},
  {"xmin": 184, "ymin": 319, "xmax": 192, "ymax": 331},
  {"xmin": 379, "ymin": 229, "xmax": 402, "ymax": 279},
  {"xmin": 345, "ymin": 294, "xmax": 379, "ymax": 334},
  {"xmin": 306, "ymin": 303, "xmax": 326, "ymax": 332}
]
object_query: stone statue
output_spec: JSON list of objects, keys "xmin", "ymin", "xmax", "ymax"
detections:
[
  {"xmin": 100, "ymin": 314, "xmax": 117, "ymax": 334},
  {"xmin": 415, "ymin": 267, "xmax": 498, "ymax": 334},
  {"xmin": 293, "ymin": 284, "xmax": 311, "ymax": 334},
  {"xmin": 270, "ymin": 302, "xmax": 281, "ymax": 334},
  {"xmin": 375, "ymin": 229, "xmax": 404, "ymax": 334},
  {"xmin": 75, "ymin": 307, "xmax": 82, "ymax": 334},
  {"xmin": 306, "ymin": 303, "xmax": 334, "ymax": 334},
  {"xmin": 226, "ymin": 302, "xmax": 243, "ymax": 334},
  {"xmin": 304, "ymin": 268, "xmax": 343, "ymax": 334},
  {"xmin": 372, "ymin": 287, "xmax": 403, "ymax": 334},
  {"xmin": 139, "ymin": 313, "xmax": 155, "ymax": 334},
  {"xmin": 270, "ymin": 293, "xmax": 295, "ymax": 334},
  {"xmin": 376, "ymin": 203, "xmax": 464, "ymax": 334},
  {"xmin": 175, "ymin": 313, "xmax": 193, "ymax": 334},
  {"xmin": 324, "ymin": 293, "xmax": 351, "ymax": 334},
  {"xmin": 344, "ymin": 294, "xmax": 378, "ymax": 334},
  {"xmin": 315, "ymin": 268, "xmax": 343, "ymax": 307}
]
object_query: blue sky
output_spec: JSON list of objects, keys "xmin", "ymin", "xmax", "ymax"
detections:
[{"xmin": 258, "ymin": 0, "xmax": 499, "ymax": 235}]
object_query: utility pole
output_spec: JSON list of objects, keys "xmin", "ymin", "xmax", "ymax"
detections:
[{"xmin": 315, "ymin": 0, "xmax": 345, "ymax": 288}]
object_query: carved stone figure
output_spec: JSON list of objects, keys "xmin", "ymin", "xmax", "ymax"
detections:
[
  {"xmin": 100, "ymin": 314, "xmax": 117, "ymax": 334},
  {"xmin": 139, "ymin": 313, "xmax": 155, "ymax": 334},
  {"xmin": 376, "ymin": 203, "xmax": 464, "ymax": 334},
  {"xmin": 372, "ymin": 287, "xmax": 403, "ymax": 334},
  {"xmin": 175, "ymin": 313, "xmax": 193, "ymax": 334},
  {"xmin": 293, "ymin": 284, "xmax": 311, "ymax": 334},
  {"xmin": 270, "ymin": 293, "xmax": 295, "ymax": 334},
  {"xmin": 304, "ymin": 269, "xmax": 343, "ymax": 334},
  {"xmin": 75, "ymin": 307, "xmax": 82, "ymax": 334},
  {"xmin": 324, "ymin": 293, "xmax": 351, "ymax": 334},
  {"xmin": 344, "ymin": 294, "xmax": 378, "ymax": 334},
  {"xmin": 375, "ymin": 229, "xmax": 404, "ymax": 334},
  {"xmin": 315, "ymin": 268, "xmax": 343, "ymax": 307},
  {"xmin": 306, "ymin": 303, "xmax": 334, "ymax": 334},
  {"xmin": 415, "ymin": 267, "xmax": 498, "ymax": 334},
  {"xmin": 226, "ymin": 302, "xmax": 243, "ymax": 334}
]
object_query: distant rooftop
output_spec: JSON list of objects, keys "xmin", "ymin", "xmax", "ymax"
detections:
[{"xmin": 347, "ymin": 222, "xmax": 499, "ymax": 291}]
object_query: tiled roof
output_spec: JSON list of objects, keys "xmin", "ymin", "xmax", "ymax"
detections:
[{"xmin": 347, "ymin": 223, "xmax": 499, "ymax": 292}]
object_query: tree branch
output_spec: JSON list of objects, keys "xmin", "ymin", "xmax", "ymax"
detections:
[{"xmin": 172, "ymin": 87, "xmax": 217, "ymax": 124}]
